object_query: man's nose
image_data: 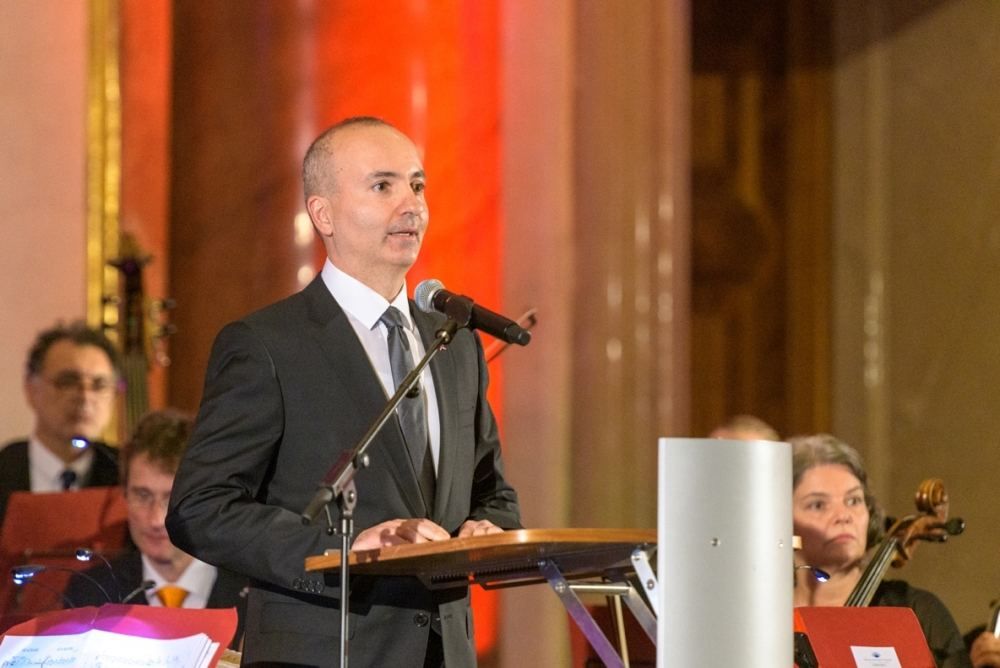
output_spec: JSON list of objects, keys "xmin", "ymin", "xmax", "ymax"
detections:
[
  {"xmin": 401, "ymin": 189, "xmax": 427, "ymax": 216},
  {"xmin": 150, "ymin": 503, "xmax": 168, "ymax": 527}
]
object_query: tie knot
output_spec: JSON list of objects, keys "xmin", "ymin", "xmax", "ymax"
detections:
[
  {"xmin": 380, "ymin": 306, "xmax": 408, "ymax": 331},
  {"xmin": 59, "ymin": 469, "xmax": 78, "ymax": 491},
  {"xmin": 156, "ymin": 584, "xmax": 189, "ymax": 608}
]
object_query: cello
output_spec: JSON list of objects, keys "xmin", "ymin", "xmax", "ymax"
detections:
[{"xmin": 844, "ymin": 478, "xmax": 965, "ymax": 607}]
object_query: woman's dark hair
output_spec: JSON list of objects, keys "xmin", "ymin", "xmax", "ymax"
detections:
[{"xmin": 789, "ymin": 433, "xmax": 885, "ymax": 547}]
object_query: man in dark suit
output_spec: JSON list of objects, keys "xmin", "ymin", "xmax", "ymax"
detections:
[
  {"xmin": 166, "ymin": 117, "xmax": 521, "ymax": 667},
  {"xmin": 0, "ymin": 322, "xmax": 121, "ymax": 528},
  {"xmin": 67, "ymin": 410, "xmax": 247, "ymax": 648}
]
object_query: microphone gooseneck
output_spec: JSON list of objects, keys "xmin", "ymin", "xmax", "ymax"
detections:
[
  {"xmin": 122, "ymin": 579, "xmax": 157, "ymax": 604},
  {"xmin": 11, "ymin": 563, "xmax": 114, "ymax": 604},
  {"xmin": 76, "ymin": 547, "xmax": 122, "ymax": 602}
]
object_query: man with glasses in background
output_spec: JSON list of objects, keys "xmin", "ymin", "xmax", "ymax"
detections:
[
  {"xmin": 65, "ymin": 410, "xmax": 246, "ymax": 646},
  {"xmin": 0, "ymin": 321, "xmax": 122, "ymax": 527}
]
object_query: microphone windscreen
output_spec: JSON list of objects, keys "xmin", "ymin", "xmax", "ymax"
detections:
[{"xmin": 414, "ymin": 278, "xmax": 444, "ymax": 313}]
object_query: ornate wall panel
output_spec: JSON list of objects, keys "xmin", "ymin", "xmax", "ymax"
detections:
[{"xmin": 690, "ymin": 0, "xmax": 832, "ymax": 439}]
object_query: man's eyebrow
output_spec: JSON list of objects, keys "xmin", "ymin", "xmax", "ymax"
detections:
[
  {"xmin": 368, "ymin": 169, "xmax": 425, "ymax": 180},
  {"xmin": 369, "ymin": 170, "xmax": 402, "ymax": 180}
]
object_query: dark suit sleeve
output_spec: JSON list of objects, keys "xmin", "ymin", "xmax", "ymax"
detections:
[
  {"xmin": 165, "ymin": 322, "xmax": 338, "ymax": 596},
  {"xmin": 464, "ymin": 332, "xmax": 521, "ymax": 530}
]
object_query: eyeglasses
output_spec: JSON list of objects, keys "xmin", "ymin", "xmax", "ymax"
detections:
[
  {"xmin": 125, "ymin": 487, "xmax": 171, "ymax": 512},
  {"xmin": 41, "ymin": 371, "xmax": 118, "ymax": 397}
]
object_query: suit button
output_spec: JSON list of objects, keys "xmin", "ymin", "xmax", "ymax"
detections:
[{"xmin": 413, "ymin": 612, "xmax": 430, "ymax": 627}]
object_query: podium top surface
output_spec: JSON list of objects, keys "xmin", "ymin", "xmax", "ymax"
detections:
[{"xmin": 306, "ymin": 528, "xmax": 656, "ymax": 589}]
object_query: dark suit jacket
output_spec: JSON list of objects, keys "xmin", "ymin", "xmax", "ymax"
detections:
[
  {"xmin": 166, "ymin": 276, "xmax": 521, "ymax": 667},
  {"xmin": 64, "ymin": 549, "xmax": 248, "ymax": 649},
  {"xmin": 0, "ymin": 440, "xmax": 120, "ymax": 528}
]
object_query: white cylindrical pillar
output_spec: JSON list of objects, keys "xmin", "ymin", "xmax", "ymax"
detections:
[{"xmin": 657, "ymin": 437, "xmax": 792, "ymax": 666}]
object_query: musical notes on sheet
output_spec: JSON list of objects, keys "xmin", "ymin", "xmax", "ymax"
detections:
[{"xmin": 0, "ymin": 629, "xmax": 218, "ymax": 668}]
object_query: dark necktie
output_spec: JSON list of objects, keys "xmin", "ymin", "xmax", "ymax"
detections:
[
  {"xmin": 59, "ymin": 469, "xmax": 78, "ymax": 491},
  {"xmin": 379, "ymin": 306, "xmax": 436, "ymax": 510}
]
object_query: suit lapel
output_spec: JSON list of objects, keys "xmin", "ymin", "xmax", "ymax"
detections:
[
  {"xmin": 300, "ymin": 278, "xmax": 426, "ymax": 517},
  {"xmin": 412, "ymin": 307, "xmax": 458, "ymax": 522},
  {"xmin": 2, "ymin": 442, "xmax": 31, "ymax": 491}
]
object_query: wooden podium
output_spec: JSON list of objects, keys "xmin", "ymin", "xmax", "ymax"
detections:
[{"xmin": 306, "ymin": 528, "xmax": 657, "ymax": 668}]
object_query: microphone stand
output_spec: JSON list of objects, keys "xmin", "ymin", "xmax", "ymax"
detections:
[{"xmin": 300, "ymin": 306, "xmax": 468, "ymax": 668}]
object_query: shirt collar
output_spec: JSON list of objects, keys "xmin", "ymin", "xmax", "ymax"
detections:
[
  {"xmin": 28, "ymin": 435, "xmax": 93, "ymax": 490},
  {"xmin": 320, "ymin": 259, "xmax": 413, "ymax": 332},
  {"xmin": 141, "ymin": 553, "xmax": 217, "ymax": 597}
]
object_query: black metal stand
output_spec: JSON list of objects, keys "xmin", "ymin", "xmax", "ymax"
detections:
[{"xmin": 300, "ymin": 307, "xmax": 467, "ymax": 668}]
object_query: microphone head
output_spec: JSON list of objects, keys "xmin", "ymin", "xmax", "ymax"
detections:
[
  {"xmin": 70, "ymin": 436, "xmax": 90, "ymax": 450},
  {"xmin": 414, "ymin": 279, "xmax": 444, "ymax": 313},
  {"xmin": 11, "ymin": 564, "xmax": 46, "ymax": 584},
  {"xmin": 75, "ymin": 548, "xmax": 94, "ymax": 562}
]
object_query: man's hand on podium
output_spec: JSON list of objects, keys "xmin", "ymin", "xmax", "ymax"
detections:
[
  {"xmin": 350, "ymin": 518, "xmax": 505, "ymax": 551},
  {"xmin": 457, "ymin": 519, "xmax": 503, "ymax": 538},
  {"xmin": 352, "ymin": 519, "xmax": 451, "ymax": 551}
]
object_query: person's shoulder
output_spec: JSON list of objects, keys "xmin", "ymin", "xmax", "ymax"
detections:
[
  {"xmin": 87, "ymin": 441, "xmax": 121, "ymax": 485},
  {"xmin": 0, "ymin": 440, "xmax": 28, "ymax": 460},
  {"xmin": 874, "ymin": 578, "xmax": 919, "ymax": 606},
  {"xmin": 238, "ymin": 278, "xmax": 334, "ymax": 332},
  {"xmin": 89, "ymin": 440, "xmax": 118, "ymax": 459}
]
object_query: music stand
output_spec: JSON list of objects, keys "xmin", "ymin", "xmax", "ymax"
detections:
[
  {"xmin": 0, "ymin": 603, "xmax": 238, "ymax": 667},
  {"xmin": 0, "ymin": 487, "xmax": 128, "ymax": 622},
  {"xmin": 794, "ymin": 606, "xmax": 936, "ymax": 667},
  {"xmin": 306, "ymin": 528, "xmax": 657, "ymax": 668}
]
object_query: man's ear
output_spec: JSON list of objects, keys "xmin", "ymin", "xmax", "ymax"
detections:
[
  {"xmin": 24, "ymin": 374, "xmax": 41, "ymax": 413},
  {"xmin": 306, "ymin": 195, "xmax": 333, "ymax": 238}
]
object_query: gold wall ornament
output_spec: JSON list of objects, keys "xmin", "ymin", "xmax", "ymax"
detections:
[
  {"xmin": 87, "ymin": 0, "xmax": 122, "ymax": 444},
  {"xmin": 86, "ymin": 0, "xmax": 122, "ymax": 335}
]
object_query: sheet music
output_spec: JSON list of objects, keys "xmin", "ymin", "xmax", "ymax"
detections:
[{"xmin": 0, "ymin": 629, "xmax": 218, "ymax": 668}]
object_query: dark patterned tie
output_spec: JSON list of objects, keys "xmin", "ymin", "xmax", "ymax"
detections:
[{"xmin": 379, "ymin": 306, "xmax": 436, "ymax": 509}]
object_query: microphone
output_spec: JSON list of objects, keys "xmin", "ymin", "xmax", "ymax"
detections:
[
  {"xmin": 414, "ymin": 279, "xmax": 531, "ymax": 346},
  {"xmin": 11, "ymin": 565, "xmax": 77, "ymax": 609},
  {"xmin": 76, "ymin": 547, "xmax": 122, "ymax": 602},
  {"xmin": 11, "ymin": 563, "xmax": 112, "ymax": 607},
  {"xmin": 122, "ymin": 579, "xmax": 156, "ymax": 604}
]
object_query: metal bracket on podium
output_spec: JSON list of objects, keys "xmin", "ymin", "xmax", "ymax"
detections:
[{"xmin": 538, "ymin": 547, "xmax": 657, "ymax": 668}]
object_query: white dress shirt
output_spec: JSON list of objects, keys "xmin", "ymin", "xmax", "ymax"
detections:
[
  {"xmin": 28, "ymin": 436, "xmax": 94, "ymax": 492},
  {"xmin": 320, "ymin": 260, "xmax": 441, "ymax": 473}
]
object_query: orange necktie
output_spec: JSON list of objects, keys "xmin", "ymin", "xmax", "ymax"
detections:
[{"xmin": 156, "ymin": 584, "xmax": 188, "ymax": 608}]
